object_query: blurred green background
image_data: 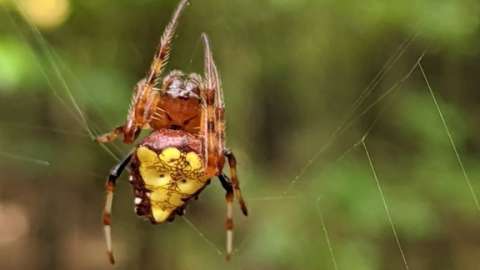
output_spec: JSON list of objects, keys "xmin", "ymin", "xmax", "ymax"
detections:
[{"xmin": 1, "ymin": 0, "xmax": 480, "ymax": 269}]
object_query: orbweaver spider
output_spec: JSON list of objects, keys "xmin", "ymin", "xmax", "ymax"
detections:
[{"xmin": 96, "ymin": 0, "xmax": 248, "ymax": 263}]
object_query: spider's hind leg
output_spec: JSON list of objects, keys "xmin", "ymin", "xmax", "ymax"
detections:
[
  {"xmin": 218, "ymin": 173, "xmax": 235, "ymax": 260},
  {"xmin": 224, "ymin": 149, "xmax": 248, "ymax": 216},
  {"xmin": 102, "ymin": 152, "xmax": 133, "ymax": 264}
]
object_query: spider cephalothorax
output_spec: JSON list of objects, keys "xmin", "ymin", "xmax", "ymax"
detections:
[{"xmin": 96, "ymin": 0, "xmax": 247, "ymax": 264}]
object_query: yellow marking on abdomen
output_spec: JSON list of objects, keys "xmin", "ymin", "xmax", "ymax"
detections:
[{"xmin": 137, "ymin": 146, "xmax": 206, "ymax": 223}]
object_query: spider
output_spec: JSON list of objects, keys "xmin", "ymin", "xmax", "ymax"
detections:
[{"xmin": 96, "ymin": 0, "xmax": 248, "ymax": 264}]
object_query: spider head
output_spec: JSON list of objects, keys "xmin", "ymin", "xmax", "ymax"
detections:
[{"xmin": 162, "ymin": 70, "xmax": 201, "ymax": 99}]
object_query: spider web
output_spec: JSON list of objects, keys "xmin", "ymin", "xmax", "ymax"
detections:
[{"xmin": 1, "ymin": 2, "xmax": 479, "ymax": 270}]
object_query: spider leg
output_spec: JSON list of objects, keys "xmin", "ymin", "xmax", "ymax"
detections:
[
  {"xmin": 96, "ymin": 125, "xmax": 124, "ymax": 143},
  {"xmin": 200, "ymin": 33, "xmax": 248, "ymax": 260},
  {"xmin": 145, "ymin": 0, "xmax": 189, "ymax": 85},
  {"xmin": 97, "ymin": 0, "xmax": 189, "ymax": 144},
  {"xmin": 200, "ymin": 33, "xmax": 223, "ymax": 176},
  {"xmin": 102, "ymin": 152, "xmax": 133, "ymax": 264},
  {"xmin": 201, "ymin": 34, "xmax": 248, "ymax": 215},
  {"xmin": 218, "ymin": 173, "xmax": 235, "ymax": 260},
  {"xmin": 224, "ymin": 149, "xmax": 248, "ymax": 216}
]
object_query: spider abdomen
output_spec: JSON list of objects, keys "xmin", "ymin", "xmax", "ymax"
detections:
[{"xmin": 129, "ymin": 129, "xmax": 209, "ymax": 223}]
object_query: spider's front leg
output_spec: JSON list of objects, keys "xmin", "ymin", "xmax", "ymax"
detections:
[
  {"xmin": 96, "ymin": 79, "xmax": 161, "ymax": 144},
  {"xmin": 94, "ymin": 74, "xmax": 157, "ymax": 144},
  {"xmin": 96, "ymin": 0, "xmax": 189, "ymax": 144},
  {"xmin": 201, "ymin": 33, "xmax": 248, "ymax": 215},
  {"xmin": 96, "ymin": 126, "xmax": 124, "ymax": 143},
  {"xmin": 200, "ymin": 33, "xmax": 248, "ymax": 260}
]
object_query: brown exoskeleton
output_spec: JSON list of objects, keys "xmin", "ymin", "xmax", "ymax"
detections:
[{"xmin": 96, "ymin": 0, "xmax": 248, "ymax": 264}]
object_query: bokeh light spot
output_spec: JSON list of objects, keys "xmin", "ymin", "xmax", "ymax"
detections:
[{"xmin": 17, "ymin": 0, "xmax": 70, "ymax": 30}]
